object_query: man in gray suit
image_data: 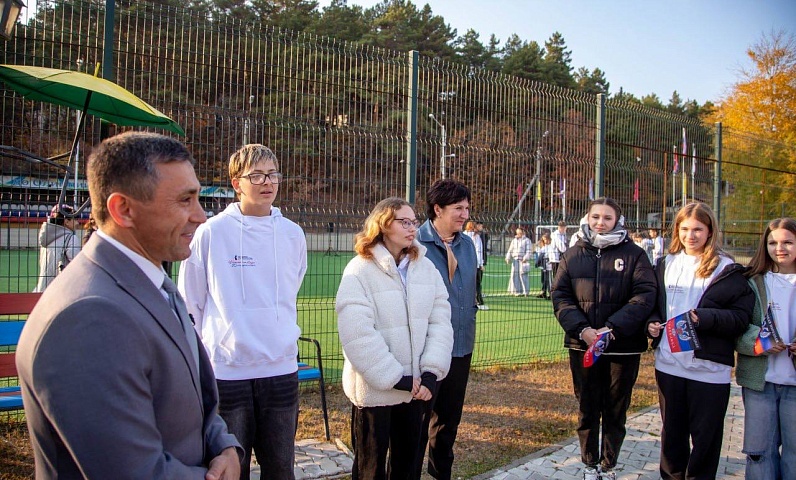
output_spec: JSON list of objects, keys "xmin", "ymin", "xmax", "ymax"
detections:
[{"xmin": 16, "ymin": 132, "xmax": 242, "ymax": 479}]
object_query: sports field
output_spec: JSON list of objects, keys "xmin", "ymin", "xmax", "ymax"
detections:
[{"xmin": 1, "ymin": 248, "xmax": 566, "ymax": 383}]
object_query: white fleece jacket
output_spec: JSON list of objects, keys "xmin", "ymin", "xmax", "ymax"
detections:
[
  {"xmin": 179, "ymin": 203, "xmax": 307, "ymax": 380},
  {"xmin": 336, "ymin": 241, "xmax": 453, "ymax": 408}
]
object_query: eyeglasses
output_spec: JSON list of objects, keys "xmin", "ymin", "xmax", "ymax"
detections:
[
  {"xmin": 394, "ymin": 218, "xmax": 421, "ymax": 230},
  {"xmin": 239, "ymin": 172, "xmax": 283, "ymax": 185}
]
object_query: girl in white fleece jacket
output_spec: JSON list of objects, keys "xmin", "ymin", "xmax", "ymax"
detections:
[{"xmin": 336, "ymin": 197, "xmax": 453, "ymax": 479}]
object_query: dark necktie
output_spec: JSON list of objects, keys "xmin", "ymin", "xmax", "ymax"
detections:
[{"xmin": 162, "ymin": 275, "xmax": 201, "ymax": 372}]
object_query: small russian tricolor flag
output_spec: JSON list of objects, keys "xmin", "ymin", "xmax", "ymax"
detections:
[
  {"xmin": 583, "ymin": 329, "xmax": 612, "ymax": 368},
  {"xmin": 754, "ymin": 304, "xmax": 783, "ymax": 355}
]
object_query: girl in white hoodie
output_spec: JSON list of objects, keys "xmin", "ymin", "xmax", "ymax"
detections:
[
  {"xmin": 336, "ymin": 197, "xmax": 453, "ymax": 480},
  {"xmin": 179, "ymin": 144, "xmax": 307, "ymax": 480}
]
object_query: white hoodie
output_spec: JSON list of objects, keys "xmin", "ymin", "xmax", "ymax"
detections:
[{"xmin": 179, "ymin": 203, "xmax": 307, "ymax": 380}]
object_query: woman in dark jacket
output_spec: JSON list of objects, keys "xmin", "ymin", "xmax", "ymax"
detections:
[
  {"xmin": 553, "ymin": 197, "xmax": 656, "ymax": 480},
  {"xmin": 646, "ymin": 202, "xmax": 753, "ymax": 480}
]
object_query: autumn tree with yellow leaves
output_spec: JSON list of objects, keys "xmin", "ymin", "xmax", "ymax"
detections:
[{"xmin": 707, "ymin": 30, "xmax": 796, "ymax": 226}]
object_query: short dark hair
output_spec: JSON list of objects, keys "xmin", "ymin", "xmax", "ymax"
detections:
[
  {"xmin": 425, "ymin": 179, "xmax": 471, "ymax": 221},
  {"xmin": 558, "ymin": 220, "xmax": 566, "ymax": 227},
  {"xmin": 88, "ymin": 132, "xmax": 194, "ymax": 225}
]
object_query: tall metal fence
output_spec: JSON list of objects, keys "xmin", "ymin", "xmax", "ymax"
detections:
[{"xmin": 2, "ymin": 0, "xmax": 794, "ymax": 382}]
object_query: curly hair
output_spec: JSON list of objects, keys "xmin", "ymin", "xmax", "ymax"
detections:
[
  {"xmin": 354, "ymin": 197, "xmax": 419, "ymax": 260},
  {"xmin": 669, "ymin": 202, "xmax": 728, "ymax": 278}
]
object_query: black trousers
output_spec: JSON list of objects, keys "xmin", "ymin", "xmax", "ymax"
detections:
[
  {"xmin": 417, "ymin": 354, "xmax": 472, "ymax": 480},
  {"xmin": 351, "ymin": 400, "xmax": 427, "ymax": 480},
  {"xmin": 655, "ymin": 369, "xmax": 731, "ymax": 480},
  {"xmin": 475, "ymin": 267, "xmax": 484, "ymax": 305},
  {"xmin": 569, "ymin": 350, "xmax": 640, "ymax": 469}
]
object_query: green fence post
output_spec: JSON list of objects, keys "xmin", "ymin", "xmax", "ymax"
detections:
[
  {"xmin": 405, "ymin": 50, "xmax": 418, "ymax": 205},
  {"xmin": 713, "ymin": 122, "xmax": 722, "ymax": 226},
  {"xmin": 594, "ymin": 93, "xmax": 606, "ymax": 198},
  {"xmin": 101, "ymin": 0, "xmax": 115, "ymax": 141}
]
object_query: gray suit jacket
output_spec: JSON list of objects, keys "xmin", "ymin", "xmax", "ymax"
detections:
[{"xmin": 16, "ymin": 235, "xmax": 241, "ymax": 479}]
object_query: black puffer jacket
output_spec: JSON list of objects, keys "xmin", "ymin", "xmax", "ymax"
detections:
[
  {"xmin": 646, "ymin": 259, "xmax": 753, "ymax": 367},
  {"xmin": 552, "ymin": 237, "xmax": 657, "ymax": 354}
]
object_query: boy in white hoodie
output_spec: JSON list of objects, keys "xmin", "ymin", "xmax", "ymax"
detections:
[{"xmin": 179, "ymin": 144, "xmax": 307, "ymax": 480}]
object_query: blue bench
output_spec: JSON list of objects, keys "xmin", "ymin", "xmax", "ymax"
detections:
[{"xmin": 0, "ymin": 292, "xmax": 41, "ymax": 411}]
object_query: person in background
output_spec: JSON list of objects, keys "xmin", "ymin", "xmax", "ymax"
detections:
[
  {"xmin": 82, "ymin": 215, "xmax": 97, "ymax": 247},
  {"xmin": 549, "ymin": 220, "xmax": 568, "ymax": 279},
  {"xmin": 179, "ymin": 144, "xmax": 307, "ymax": 480},
  {"xmin": 17, "ymin": 131, "xmax": 242, "ymax": 479},
  {"xmin": 535, "ymin": 233, "xmax": 553, "ymax": 299},
  {"xmin": 464, "ymin": 220, "xmax": 487, "ymax": 310},
  {"xmin": 505, "ymin": 227, "xmax": 532, "ymax": 296},
  {"xmin": 416, "ymin": 179, "xmax": 478, "ymax": 480},
  {"xmin": 336, "ymin": 197, "xmax": 453, "ymax": 479},
  {"xmin": 647, "ymin": 202, "xmax": 753, "ymax": 480},
  {"xmin": 736, "ymin": 217, "xmax": 796, "ymax": 480},
  {"xmin": 649, "ymin": 228, "xmax": 665, "ymax": 266},
  {"xmin": 553, "ymin": 197, "xmax": 656, "ymax": 480},
  {"xmin": 33, "ymin": 204, "xmax": 81, "ymax": 292},
  {"xmin": 476, "ymin": 222, "xmax": 490, "ymax": 310}
]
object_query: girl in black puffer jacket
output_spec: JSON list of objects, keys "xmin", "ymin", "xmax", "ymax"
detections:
[{"xmin": 553, "ymin": 197, "xmax": 657, "ymax": 480}]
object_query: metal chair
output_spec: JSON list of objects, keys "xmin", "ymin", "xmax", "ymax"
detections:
[{"xmin": 297, "ymin": 336, "xmax": 330, "ymax": 441}]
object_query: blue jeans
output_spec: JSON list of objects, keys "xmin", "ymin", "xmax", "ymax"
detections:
[
  {"xmin": 217, "ymin": 373, "xmax": 299, "ymax": 480},
  {"xmin": 742, "ymin": 382, "xmax": 796, "ymax": 480}
]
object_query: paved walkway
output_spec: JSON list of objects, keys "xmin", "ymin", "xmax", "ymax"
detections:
[
  {"xmin": 474, "ymin": 384, "xmax": 745, "ymax": 480},
  {"xmin": 260, "ymin": 384, "xmax": 744, "ymax": 479}
]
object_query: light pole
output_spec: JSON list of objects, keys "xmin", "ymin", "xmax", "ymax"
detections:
[
  {"xmin": 0, "ymin": 0, "xmax": 25, "ymax": 41},
  {"xmin": 429, "ymin": 113, "xmax": 455, "ymax": 179}
]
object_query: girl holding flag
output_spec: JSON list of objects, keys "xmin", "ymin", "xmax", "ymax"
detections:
[
  {"xmin": 553, "ymin": 197, "xmax": 656, "ymax": 480},
  {"xmin": 736, "ymin": 217, "xmax": 796, "ymax": 480},
  {"xmin": 646, "ymin": 202, "xmax": 753, "ymax": 480}
]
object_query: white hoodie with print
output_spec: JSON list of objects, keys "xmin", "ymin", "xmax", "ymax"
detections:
[{"xmin": 179, "ymin": 203, "xmax": 307, "ymax": 381}]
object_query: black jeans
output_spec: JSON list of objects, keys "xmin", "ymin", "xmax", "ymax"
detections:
[
  {"xmin": 568, "ymin": 350, "xmax": 640, "ymax": 469},
  {"xmin": 217, "ymin": 373, "xmax": 299, "ymax": 480},
  {"xmin": 418, "ymin": 354, "xmax": 472, "ymax": 480},
  {"xmin": 656, "ymin": 369, "xmax": 731, "ymax": 480},
  {"xmin": 350, "ymin": 400, "xmax": 427, "ymax": 480}
]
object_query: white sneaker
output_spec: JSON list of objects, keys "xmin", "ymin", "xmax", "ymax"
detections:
[
  {"xmin": 583, "ymin": 466, "xmax": 599, "ymax": 480},
  {"xmin": 600, "ymin": 468, "xmax": 616, "ymax": 480}
]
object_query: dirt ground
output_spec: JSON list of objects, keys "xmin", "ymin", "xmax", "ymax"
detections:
[{"xmin": 0, "ymin": 354, "xmax": 659, "ymax": 479}]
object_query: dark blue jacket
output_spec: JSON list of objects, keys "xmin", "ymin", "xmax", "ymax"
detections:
[{"xmin": 417, "ymin": 220, "xmax": 477, "ymax": 357}]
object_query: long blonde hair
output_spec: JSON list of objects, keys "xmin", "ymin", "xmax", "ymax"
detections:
[
  {"xmin": 669, "ymin": 202, "xmax": 727, "ymax": 278},
  {"xmin": 354, "ymin": 197, "xmax": 419, "ymax": 260}
]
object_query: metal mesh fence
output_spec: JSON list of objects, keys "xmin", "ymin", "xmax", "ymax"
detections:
[{"xmin": 2, "ymin": 0, "xmax": 794, "ymax": 383}]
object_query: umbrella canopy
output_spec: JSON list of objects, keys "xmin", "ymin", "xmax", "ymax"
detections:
[{"xmin": 0, "ymin": 64, "xmax": 185, "ymax": 136}]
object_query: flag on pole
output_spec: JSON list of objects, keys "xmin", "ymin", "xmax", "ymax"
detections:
[
  {"xmin": 536, "ymin": 181, "xmax": 542, "ymax": 201},
  {"xmin": 672, "ymin": 146, "xmax": 679, "ymax": 174},
  {"xmin": 588, "ymin": 178, "xmax": 594, "ymax": 200},
  {"xmin": 665, "ymin": 311, "xmax": 701, "ymax": 352},
  {"xmin": 633, "ymin": 178, "xmax": 639, "ymax": 203},
  {"xmin": 681, "ymin": 127, "xmax": 688, "ymax": 159},
  {"xmin": 691, "ymin": 144, "xmax": 697, "ymax": 176},
  {"xmin": 517, "ymin": 183, "xmax": 523, "ymax": 201},
  {"xmin": 754, "ymin": 304, "xmax": 783, "ymax": 355},
  {"xmin": 583, "ymin": 329, "xmax": 612, "ymax": 368},
  {"xmin": 559, "ymin": 178, "xmax": 566, "ymax": 199}
]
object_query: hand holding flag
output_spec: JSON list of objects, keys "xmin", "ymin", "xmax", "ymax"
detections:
[
  {"xmin": 665, "ymin": 311, "xmax": 701, "ymax": 352},
  {"xmin": 583, "ymin": 329, "xmax": 612, "ymax": 367},
  {"xmin": 754, "ymin": 304, "xmax": 784, "ymax": 355}
]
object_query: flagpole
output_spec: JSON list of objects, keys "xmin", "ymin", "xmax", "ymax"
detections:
[
  {"xmin": 672, "ymin": 146, "xmax": 677, "ymax": 208},
  {"xmin": 691, "ymin": 144, "xmax": 696, "ymax": 202},
  {"xmin": 635, "ymin": 178, "xmax": 640, "ymax": 228},
  {"xmin": 562, "ymin": 179, "xmax": 566, "ymax": 221},
  {"xmin": 681, "ymin": 128, "xmax": 688, "ymax": 206},
  {"xmin": 549, "ymin": 180, "xmax": 553, "ymax": 225}
]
